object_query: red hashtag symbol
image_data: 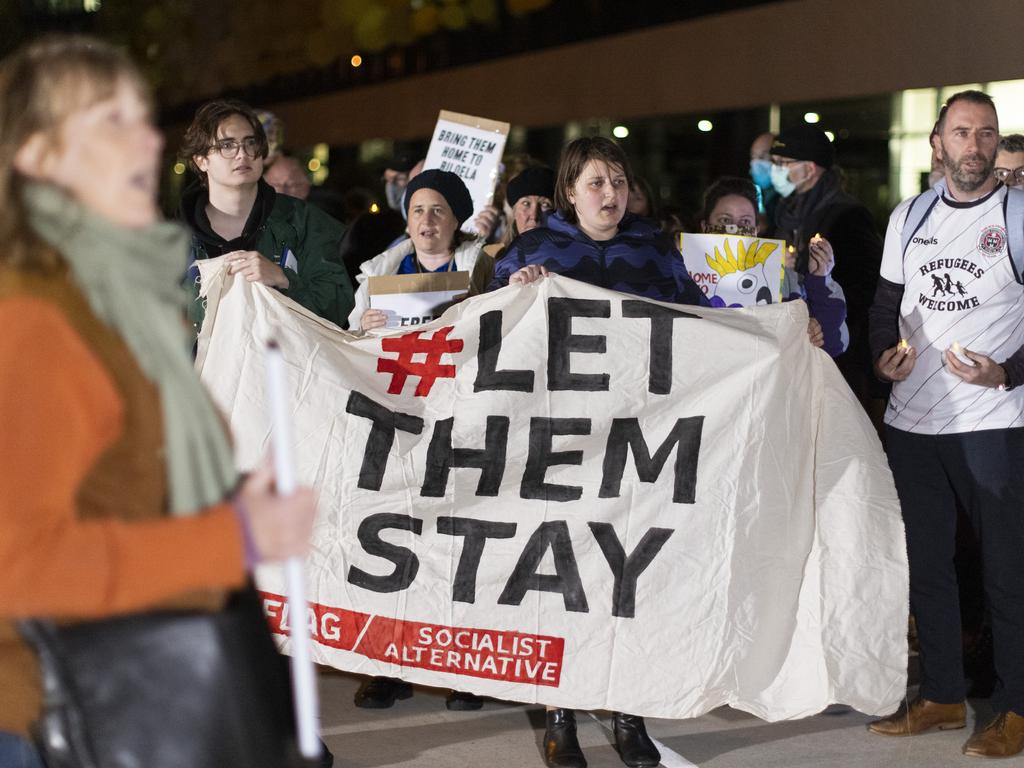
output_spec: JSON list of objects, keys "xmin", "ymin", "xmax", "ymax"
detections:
[{"xmin": 376, "ymin": 326, "xmax": 464, "ymax": 396}]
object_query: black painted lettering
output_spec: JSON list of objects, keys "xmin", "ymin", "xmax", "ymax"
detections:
[
  {"xmin": 347, "ymin": 513, "xmax": 423, "ymax": 593},
  {"xmin": 548, "ymin": 298, "xmax": 611, "ymax": 391},
  {"xmin": 497, "ymin": 521, "xmax": 589, "ymax": 612},
  {"xmin": 588, "ymin": 523, "xmax": 674, "ymax": 618},
  {"xmin": 437, "ymin": 517, "xmax": 518, "ymax": 603},
  {"xmin": 421, "ymin": 416, "xmax": 510, "ymax": 497},
  {"xmin": 600, "ymin": 417, "xmax": 704, "ymax": 503},
  {"xmin": 520, "ymin": 417, "xmax": 592, "ymax": 501},
  {"xmin": 346, "ymin": 391, "xmax": 425, "ymax": 491},
  {"xmin": 474, "ymin": 310, "xmax": 535, "ymax": 392},
  {"xmin": 621, "ymin": 300, "xmax": 700, "ymax": 395}
]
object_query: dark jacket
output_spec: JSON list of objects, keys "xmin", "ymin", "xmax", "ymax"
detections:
[
  {"xmin": 772, "ymin": 170, "xmax": 883, "ymax": 393},
  {"xmin": 180, "ymin": 179, "xmax": 354, "ymax": 330},
  {"xmin": 489, "ymin": 211, "xmax": 707, "ymax": 306}
]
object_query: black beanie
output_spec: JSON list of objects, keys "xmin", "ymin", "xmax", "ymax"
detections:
[
  {"xmin": 506, "ymin": 166, "xmax": 556, "ymax": 208},
  {"xmin": 771, "ymin": 125, "xmax": 835, "ymax": 169},
  {"xmin": 383, "ymin": 150, "xmax": 417, "ymax": 174},
  {"xmin": 404, "ymin": 169, "xmax": 475, "ymax": 225}
]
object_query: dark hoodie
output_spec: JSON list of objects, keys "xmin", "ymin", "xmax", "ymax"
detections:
[{"xmin": 179, "ymin": 178, "xmax": 354, "ymax": 330}]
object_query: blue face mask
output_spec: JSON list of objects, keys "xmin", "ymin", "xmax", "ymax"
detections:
[
  {"xmin": 770, "ymin": 163, "xmax": 797, "ymax": 198},
  {"xmin": 750, "ymin": 159, "xmax": 773, "ymax": 190}
]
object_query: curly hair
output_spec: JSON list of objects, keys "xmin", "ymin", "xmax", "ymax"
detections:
[{"xmin": 180, "ymin": 99, "xmax": 269, "ymax": 185}]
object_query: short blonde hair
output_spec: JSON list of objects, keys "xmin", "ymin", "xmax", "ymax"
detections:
[{"xmin": 0, "ymin": 35, "xmax": 148, "ymax": 270}]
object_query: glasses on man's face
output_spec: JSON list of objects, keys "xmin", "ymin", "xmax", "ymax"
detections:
[
  {"xmin": 210, "ymin": 137, "xmax": 261, "ymax": 159},
  {"xmin": 994, "ymin": 166, "xmax": 1024, "ymax": 185}
]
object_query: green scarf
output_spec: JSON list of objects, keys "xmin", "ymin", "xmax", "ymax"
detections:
[{"xmin": 23, "ymin": 183, "xmax": 237, "ymax": 516}]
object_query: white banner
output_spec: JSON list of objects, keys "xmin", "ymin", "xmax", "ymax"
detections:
[
  {"xmin": 679, "ymin": 232, "xmax": 786, "ymax": 307},
  {"xmin": 423, "ymin": 110, "xmax": 509, "ymax": 233},
  {"xmin": 196, "ymin": 255, "xmax": 908, "ymax": 721}
]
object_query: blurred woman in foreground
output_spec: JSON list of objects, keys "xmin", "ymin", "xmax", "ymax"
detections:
[{"xmin": 0, "ymin": 36, "xmax": 316, "ymax": 766}]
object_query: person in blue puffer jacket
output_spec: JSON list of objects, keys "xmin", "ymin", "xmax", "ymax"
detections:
[
  {"xmin": 489, "ymin": 136, "xmax": 701, "ymax": 768},
  {"xmin": 489, "ymin": 137, "xmax": 707, "ymax": 309}
]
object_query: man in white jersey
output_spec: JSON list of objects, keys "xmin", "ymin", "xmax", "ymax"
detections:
[{"xmin": 867, "ymin": 90, "xmax": 1024, "ymax": 758}]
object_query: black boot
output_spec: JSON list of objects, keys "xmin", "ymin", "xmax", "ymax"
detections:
[
  {"xmin": 612, "ymin": 712, "xmax": 660, "ymax": 768},
  {"xmin": 544, "ymin": 708, "xmax": 587, "ymax": 768},
  {"xmin": 353, "ymin": 676, "xmax": 413, "ymax": 709},
  {"xmin": 318, "ymin": 739, "xmax": 334, "ymax": 767}
]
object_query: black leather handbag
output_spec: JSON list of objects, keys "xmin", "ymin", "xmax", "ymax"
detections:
[{"xmin": 19, "ymin": 586, "xmax": 299, "ymax": 768}]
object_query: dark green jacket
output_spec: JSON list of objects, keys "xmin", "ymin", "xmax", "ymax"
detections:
[{"xmin": 181, "ymin": 179, "xmax": 354, "ymax": 330}]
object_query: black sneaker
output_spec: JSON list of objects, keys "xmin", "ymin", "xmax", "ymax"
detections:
[{"xmin": 445, "ymin": 690, "xmax": 484, "ymax": 711}]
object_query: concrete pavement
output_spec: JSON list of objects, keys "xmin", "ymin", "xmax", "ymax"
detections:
[{"xmin": 318, "ymin": 670, "xmax": 1013, "ymax": 768}]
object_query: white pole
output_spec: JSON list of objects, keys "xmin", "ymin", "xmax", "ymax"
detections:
[{"xmin": 266, "ymin": 339, "xmax": 321, "ymax": 762}]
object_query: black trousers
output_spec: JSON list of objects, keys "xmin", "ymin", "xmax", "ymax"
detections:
[{"xmin": 886, "ymin": 425, "xmax": 1024, "ymax": 714}]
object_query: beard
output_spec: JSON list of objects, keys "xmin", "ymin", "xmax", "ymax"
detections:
[{"xmin": 942, "ymin": 146, "xmax": 995, "ymax": 193}]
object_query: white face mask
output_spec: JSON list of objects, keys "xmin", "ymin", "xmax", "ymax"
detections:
[
  {"xmin": 770, "ymin": 163, "xmax": 798, "ymax": 198},
  {"xmin": 385, "ymin": 180, "xmax": 405, "ymax": 211}
]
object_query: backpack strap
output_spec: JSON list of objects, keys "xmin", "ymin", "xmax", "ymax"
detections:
[
  {"xmin": 900, "ymin": 188, "xmax": 940, "ymax": 257},
  {"xmin": 1004, "ymin": 187, "xmax": 1024, "ymax": 284}
]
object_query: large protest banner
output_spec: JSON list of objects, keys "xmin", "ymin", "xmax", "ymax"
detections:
[{"xmin": 196, "ymin": 256, "xmax": 908, "ymax": 721}]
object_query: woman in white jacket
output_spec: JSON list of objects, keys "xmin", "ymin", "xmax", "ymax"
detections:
[{"xmin": 348, "ymin": 169, "xmax": 493, "ymax": 331}]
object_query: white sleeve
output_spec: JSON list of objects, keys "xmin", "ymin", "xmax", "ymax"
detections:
[
  {"xmin": 347, "ymin": 281, "xmax": 370, "ymax": 330},
  {"xmin": 879, "ymin": 198, "xmax": 913, "ymax": 285}
]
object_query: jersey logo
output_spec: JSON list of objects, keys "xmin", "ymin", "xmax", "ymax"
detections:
[
  {"xmin": 916, "ymin": 259, "xmax": 983, "ymax": 313},
  {"xmin": 912, "ymin": 236, "xmax": 939, "ymax": 246},
  {"xmin": 928, "ymin": 272, "xmax": 968, "ymax": 299},
  {"xmin": 978, "ymin": 225, "xmax": 1007, "ymax": 256}
]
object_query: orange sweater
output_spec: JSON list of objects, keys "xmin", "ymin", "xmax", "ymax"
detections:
[{"xmin": 0, "ymin": 268, "xmax": 247, "ymax": 733}]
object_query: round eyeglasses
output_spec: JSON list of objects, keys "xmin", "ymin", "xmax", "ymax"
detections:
[
  {"xmin": 994, "ymin": 166, "xmax": 1024, "ymax": 185},
  {"xmin": 209, "ymin": 137, "xmax": 261, "ymax": 159}
]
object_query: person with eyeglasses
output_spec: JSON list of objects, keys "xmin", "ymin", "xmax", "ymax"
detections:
[
  {"xmin": 178, "ymin": 99, "xmax": 353, "ymax": 332},
  {"xmin": 995, "ymin": 134, "xmax": 1024, "ymax": 188},
  {"xmin": 698, "ymin": 176, "xmax": 847, "ymax": 355}
]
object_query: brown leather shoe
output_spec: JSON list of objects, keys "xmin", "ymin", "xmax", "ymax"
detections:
[
  {"xmin": 867, "ymin": 697, "xmax": 966, "ymax": 736},
  {"xmin": 963, "ymin": 711, "xmax": 1024, "ymax": 758}
]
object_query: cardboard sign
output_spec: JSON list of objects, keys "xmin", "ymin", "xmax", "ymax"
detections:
[
  {"xmin": 368, "ymin": 271, "xmax": 471, "ymax": 329},
  {"xmin": 423, "ymin": 110, "xmax": 509, "ymax": 234},
  {"xmin": 680, "ymin": 232, "xmax": 786, "ymax": 307},
  {"xmin": 197, "ymin": 255, "xmax": 909, "ymax": 722}
]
